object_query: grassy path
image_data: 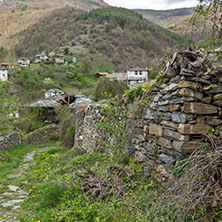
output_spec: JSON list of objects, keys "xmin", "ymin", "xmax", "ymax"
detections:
[{"xmin": 0, "ymin": 145, "xmax": 45, "ymax": 222}]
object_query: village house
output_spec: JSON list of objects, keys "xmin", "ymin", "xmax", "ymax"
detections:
[
  {"xmin": 35, "ymin": 53, "xmax": 49, "ymax": 63},
  {"xmin": 53, "ymin": 54, "xmax": 64, "ymax": 63},
  {"xmin": 105, "ymin": 67, "xmax": 149, "ymax": 87},
  {"xmin": 127, "ymin": 68, "xmax": 148, "ymax": 83},
  {"xmin": 17, "ymin": 58, "xmax": 30, "ymax": 67},
  {"xmin": 0, "ymin": 68, "xmax": 8, "ymax": 81}
]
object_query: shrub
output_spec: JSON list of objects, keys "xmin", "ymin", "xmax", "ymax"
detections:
[{"xmin": 93, "ymin": 77, "xmax": 128, "ymax": 101}]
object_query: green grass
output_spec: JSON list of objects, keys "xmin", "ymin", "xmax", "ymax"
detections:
[{"xmin": 0, "ymin": 143, "xmax": 165, "ymax": 221}]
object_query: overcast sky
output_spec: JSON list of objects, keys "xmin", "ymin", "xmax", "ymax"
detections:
[{"xmin": 103, "ymin": 0, "xmax": 199, "ymax": 10}]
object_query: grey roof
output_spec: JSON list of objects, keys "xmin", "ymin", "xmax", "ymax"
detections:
[
  {"xmin": 24, "ymin": 99, "xmax": 58, "ymax": 108},
  {"xmin": 128, "ymin": 68, "xmax": 148, "ymax": 71},
  {"xmin": 45, "ymin": 89, "xmax": 64, "ymax": 94}
]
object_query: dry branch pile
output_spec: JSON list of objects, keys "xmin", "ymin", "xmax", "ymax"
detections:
[
  {"xmin": 76, "ymin": 165, "xmax": 135, "ymax": 200},
  {"xmin": 167, "ymin": 133, "xmax": 222, "ymax": 218}
]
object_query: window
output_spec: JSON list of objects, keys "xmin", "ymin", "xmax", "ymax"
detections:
[
  {"xmin": 139, "ymin": 71, "xmax": 142, "ymax": 75},
  {"xmin": 135, "ymin": 71, "xmax": 138, "ymax": 75}
]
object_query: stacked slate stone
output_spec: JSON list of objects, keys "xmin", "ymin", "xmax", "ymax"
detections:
[{"xmin": 144, "ymin": 48, "xmax": 222, "ymax": 167}]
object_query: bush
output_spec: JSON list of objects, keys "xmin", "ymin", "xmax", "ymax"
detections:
[
  {"xmin": 126, "ymin": 85, "xmax": 142, "ymax": 102},
  {"xmin": 93, "ymin": 77, "xmax": 128, "ymax": 101}
]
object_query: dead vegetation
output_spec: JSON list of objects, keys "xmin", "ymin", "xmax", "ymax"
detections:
[
  {"xmin": 164, "ymin": 134, "xmax": 222, "ymax": 220},
  {"xmin": 76, "ymin": 164, "xmax": 136, "ymax": 200}
]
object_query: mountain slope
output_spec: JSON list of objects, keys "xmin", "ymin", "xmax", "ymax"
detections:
[
  {"xmin": 14, "ymin": 7, "xmax": 192, "ymax": 69},
  {"xmin": 134, "ymin": 8, "xmax": 194, "ymax": 27},
  {"xmin": 0, "ymin": 0, "xmax": 108, "ymax": 54}
]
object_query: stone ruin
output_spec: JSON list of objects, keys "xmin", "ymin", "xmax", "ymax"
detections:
[
  {"xmin": 73, "ymin": 48, "xmax": 222, "ymax": 181},
  {"xmin": 0, "ymin": 132, "xmax": 22, "ymax": 153}
]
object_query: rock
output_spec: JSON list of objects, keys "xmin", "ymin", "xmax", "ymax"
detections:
[
  {"xmin": 135, "ymin": 151, "xmax": 147, "ymax": 162},
  {"xmin": 153, "ymin": 93, "xmax": 162, "ymax": 102},
  {"xmin": 169, "ymin": 104, "xmax": 181, "ymax": 112},
  {"xmin": 180, "ymin": 68, "xmax": 196, "ymax": 76},
  {"xmin": 171, "ymin": 112, "xmax": 187, "ymax": 123},
  {"xmin": 161, "ymin": 120, "xmax": 178, "ymax": 129},
  {"xmin": 202, "ymin": 97, "xmax": 212, "ymax": 104},
  {"xmin": 178, "ymin": 81, "xmax": 199, "ymax": 89},
  {"xmin": 173, "ymin": 141, "xmax": 202, "ymax": 154},
  {"xmin": 186, "ymin": 77, "xmax": 211, "ymax": 85},
  {"xmin": 169, "ymin": 97, "xmax": 195, "ymax": 104},
  {"xmin": 158, "ymin": 100, "xmax": 169, "ymax": 106},
  {"xmin": 143, "ymin": 125, "xmax": 149, "ymax": 133},
  {"xmin": 206, "ymin": 85, "xmax": 222, "ymax": 94},
  {"xmin": 179, "ymin": 88, "xmax": 203, "ymax": 100},
  {"xmin": 213, "ymin": 100, "xmax": 222, "ymax": 106},
  {"xmin": 178, "ymin": 124, "xmax": 211, "ymax": 134},
  {"xmin": 206, "ymin": 118, "xmax": 222, "ymax": 126},
  {"xmin": 164, "ymin": 83, "xmax": 178, "ymax": 92},
  {"xmin": 183, "ymin": 102, "xmax": 218, "ymax": 114},
  {"xmin": 142, "ymin": 108, "xmax": 153, "ymax": 120},
  {"xmin": 163, "ymin": 129, "xmax": 189, "ymax": 141},
  {"xmin": 158, "ymin": 106, "xmax": 169, "ymax": 112},
  {"xmin": 156, "ymin": 165, "xmax": 168, "ymax": 177},
  {"xmin": 8, "ymin": 185, "xmax": 20, "ymax": 192},
  {"xmin": 159, "ymin": 154, "xmax": 175, "ymax": 165},
  {"xmin": 173, "ymin": 151, "xmax": 186, "ymax": 161},
  {"xmin": 157, "ymin": 137, "xmax": 172, "ymax": 148},
  {"xmin": 196, "ymin": 116, "xmax": 205, "ymax": 124},
  {"xmin": 149, "ymin": 123, "xmax": 162, "ymax": 136},
  {"xmin": 161, "ymin": 147, "xmax": 173, "ymax": 155}
]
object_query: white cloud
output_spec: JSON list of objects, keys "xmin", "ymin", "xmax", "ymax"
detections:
[{"xmin": 103, "ymin": 0, "xmax": 199, "ymax": 10}]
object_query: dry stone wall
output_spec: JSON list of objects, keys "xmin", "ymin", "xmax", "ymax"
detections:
[
  {"xmin": 0, "ymin": 132, "xmax": 22, "ymax": 153},
  {"xmin": 73, "ymin": 49, "xmax": 222, "ymax": 181}
]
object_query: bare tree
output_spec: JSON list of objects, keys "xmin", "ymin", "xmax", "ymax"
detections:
[{"xmin": 191, "ymin": 0, "xmax": 222, "ymax": 44}]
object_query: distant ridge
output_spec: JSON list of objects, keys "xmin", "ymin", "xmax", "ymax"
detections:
[{"xmin": 134, "ymin": 7, "xmax": 194, "ymax": 27}]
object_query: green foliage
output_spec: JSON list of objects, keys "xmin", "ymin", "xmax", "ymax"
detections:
[
  {"xmin": 18, "ymin": 3, "xmax": 28, "ymax": 11},
  {"xmin": 0, "ymin": 81, "xmax": 18, "ymax": 133},
  {"xmin": 93, "ymin": 77, "xmax": 128, "ymax": 101},
  {"xmin": 126, "ymin": 85, "xmax": 142, "ymax": 102},
  {"xmin": 14, "ymin": 107, "xmax": 46, "ymax": 134}
]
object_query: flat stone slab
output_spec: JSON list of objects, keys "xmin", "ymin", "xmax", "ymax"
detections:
[
  {"xmin": 18, "ymin": 195, "xmax": 28, "ymax": 199},
  {"xmin": 11, "ymin": 199, "xmax": 24, "ymax": 204},
  {"xmin": 2, "ymin": 202, "xmax": 14, "ymax": 207},
  {"xmin": 23, "ymin": 151, "xmax": 36, "ymax": 162},
  {"xmin": 2, "ymin": 192, "xmax": 14, "ymax": 196},
  {"xmin": 13, "ymin": 206, "xmax": 21, "ymax": 210},
  {"xmin": 8, "ymin": 185, "xmax": 20, "ymax": 192},
  {"xmin": 7, "ymin": 174, "xmax": 20, "ymax": 179}
]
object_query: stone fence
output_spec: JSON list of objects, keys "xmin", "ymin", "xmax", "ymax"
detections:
[
  {"xmin": 0, "ymin": 132, "xmax": 22, "ymax": 153},
  {"xmin": 73, "ymin": 49, "xmax": 222, "ymax": 182}
]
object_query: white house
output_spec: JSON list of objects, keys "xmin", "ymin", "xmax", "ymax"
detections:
[
  {"xmin": 53, "ymin": 54, "xmax": 64, "ymax": 63},
  {"xmin": 127, "ymin": 68, "xmax": 148, "ymax": 82},
  {"xmin": 17, "ymin": 58, "xmax": 30, "ymax": 67},
  {"xmin": 35, "ymin": 54, "xmax": 49, "ymax": 63},
  {"xmin": 0, "ymin": 68, "xmax": 8, "ymax": 81}
]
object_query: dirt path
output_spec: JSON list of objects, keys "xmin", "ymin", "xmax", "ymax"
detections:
[{"xmin": 0, "ymin": 151, "xmax": 36, "ymax": 222}]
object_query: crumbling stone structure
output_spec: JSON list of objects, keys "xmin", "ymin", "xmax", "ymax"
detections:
[
  {"xmin": 0, "ymin": 132, "xmax": 22, "ymax": 153},
  {"xmin": 74, "ymin": 49, "xmax": 222, "ymax": 181}
]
